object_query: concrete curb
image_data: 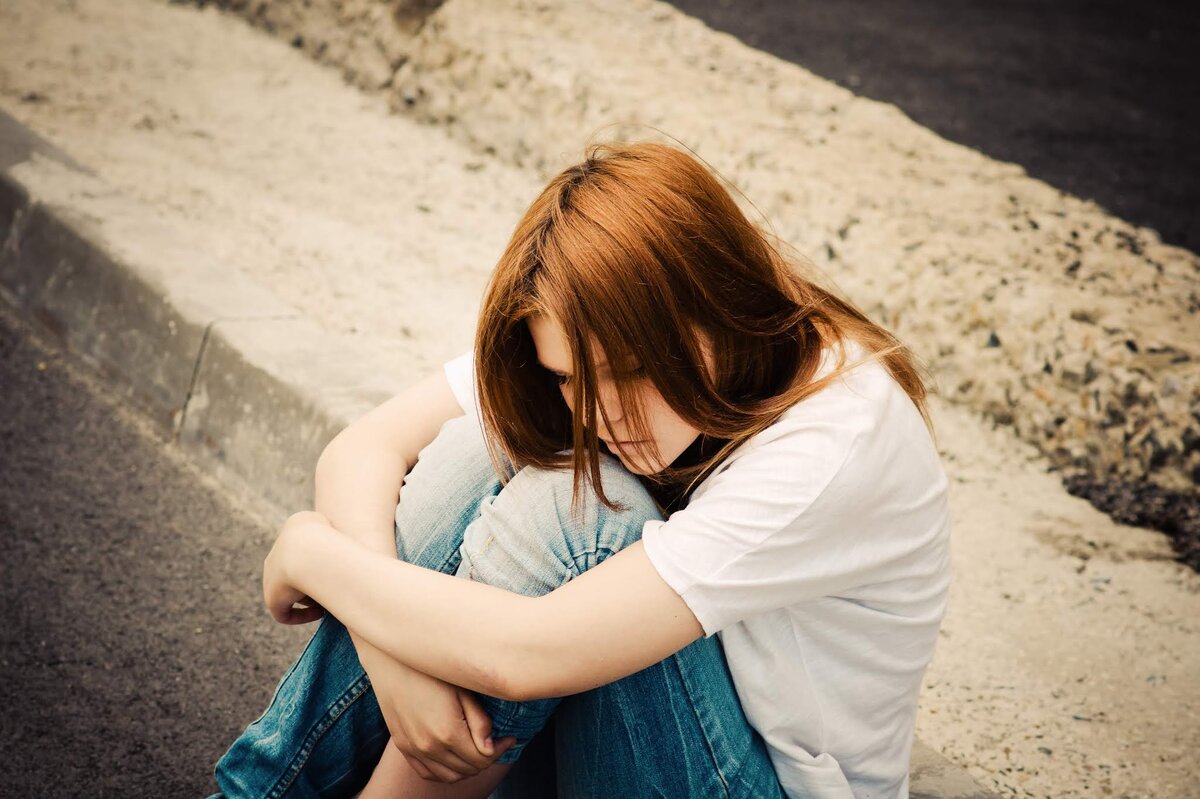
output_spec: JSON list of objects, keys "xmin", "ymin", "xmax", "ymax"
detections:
[
  {"xmin": 0, "ymin": 108, "xmax": 409, "ymax": 514},
  {"xmin": 0, "ymin": 108, "xmax": 995, "ymax": 799}
]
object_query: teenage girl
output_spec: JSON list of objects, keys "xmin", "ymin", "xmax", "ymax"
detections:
[{"xmin": 210, "ymin": 140, "xmax": 952, "ymax": 799}]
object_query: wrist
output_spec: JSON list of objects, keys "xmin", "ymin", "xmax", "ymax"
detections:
[
  {"xmin": 330, "ymin": 523, "xmax": 398, "ymax": 558},
  {"xmin": 281, "ymin": 512, "xmax": 333, "ymax": 594}
]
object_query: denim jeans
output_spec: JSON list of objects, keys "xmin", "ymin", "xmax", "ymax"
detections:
[{"xmin": 209, "ymin": 415, "xmax": 785, "ymax": 798}]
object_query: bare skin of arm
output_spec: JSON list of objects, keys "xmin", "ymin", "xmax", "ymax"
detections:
[
  {"xmin": 269, "ymin": 516, "xmax": 703, "ymax": 799},
  {"xmin": 312, "ymin": 369, "xmax": 515, "ymax": 792},
  {"xmin": 268, "ymin": 515, "xmax": 705, "ymax": 703}
]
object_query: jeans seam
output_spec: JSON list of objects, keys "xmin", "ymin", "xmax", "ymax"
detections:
[
  {"xmin": 247, "ymin": 627, "xmax": 320, "ymax": 729},
  {"xmin": 670, "ymin": 652, "xmax": 732, "ymax": 798},
  {"xmin": 491, "ymin": 697, "xmax": 520, "ymax": 735},
  {"xmin": 466, "ymin": 529, "xmax": 497, "ymax": 581},
  {"xmin": 566, "ymin": 545, "xmax": 618, "ymax": 577},
  {"xmin": 265, "ymin": 672, "xmax": 375, "ymax": 799}
]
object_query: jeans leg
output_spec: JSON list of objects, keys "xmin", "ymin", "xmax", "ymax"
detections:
[
  {"xmin": 551, "ymin": 635, "xmax": 786, "ymax": 799},
  {"xmin": 209, "ymin": 614, "xmax": 391, "ymax": 799},
  {"xmin": 210, "ymin": 416, "xmax": 508, "ymax": 799},
  {"xmin": 453, "ymin": 441, "xmax": 785, "ymax": 798},
  {"xmin": 451, "ymin": 438, "xmax": 668, "ymax": 767},
  {"xmin": 212, "ymin": 412, "xmax": 783, "ymax": 798}
]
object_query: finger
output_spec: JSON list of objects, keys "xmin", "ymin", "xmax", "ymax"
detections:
[
  {"xmin": 458, "ymin": 692, "xmax": 517, "ymax": 766},
  {"xmin": 402, "ymin": 727, "xmax": 481, "ymax": 779},
  {"xmin": 395, "ymin": 735, "xmax": 467, "ymax": 783},
  {"xmin": 401, "ymin": 751, "xmax": 437, "ymax": 782},
  {"xmin": 292, "ymin": 596, "xmax": 324, "ymax": 613},
  {"xmin": 458, "ymin": 691, "xmax": 497, "ymax": 758},
  {"xmin": 456, "ymin": 691, "xmax": 518, "ymax": 758},
  {"xmin": 282, "ymin": 604, "xmax": 325, "ymax": 625},
  {"xmin": 415, "ymin": 754, "xmax": 467, "ymax": 784},
  {"xmin": 426, "ymin": 745, "xmax": 485, "ymax": 778}
]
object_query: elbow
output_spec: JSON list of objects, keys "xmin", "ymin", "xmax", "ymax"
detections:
[
  {"xmin": 485, "ymin": 668, "xmax": 528, "ymax": 702},
  {"xmin": 316, "ymin": 431, "xmax": 351, "ymax": 474},
  {"xmin": 475, "ymin": 646, "xmax": 539, "ymax": 702},
  {"xmin": 472, "ymin": 619, "xmax": 553, "ymax": 702}
]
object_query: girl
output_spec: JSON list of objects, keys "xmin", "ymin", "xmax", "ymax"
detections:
[{"xmin": 211, "ymin": 140, "xmax": 952, "ymax": 799}]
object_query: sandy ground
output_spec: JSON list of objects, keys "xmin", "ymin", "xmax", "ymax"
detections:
[
  {"xmin": 377, "ymin": 0, "xmax": 1200, "ymax": 493},
  {"xmin": 1, "ymin": 1, "xmax": 1198, "ymax": 797}
]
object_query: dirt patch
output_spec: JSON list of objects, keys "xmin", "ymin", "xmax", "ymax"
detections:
[
  {"xmin": 1065, "ymin": 477, "xmax": 1200, "ymax": 571},
  {"xmin": 193, "ymin": 0, "xmax": 443, "ymax": 91}
]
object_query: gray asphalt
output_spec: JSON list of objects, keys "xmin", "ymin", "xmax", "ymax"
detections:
[{"xmin": 0, "ymin": 299, "xmax": 309, "ymax": 796}]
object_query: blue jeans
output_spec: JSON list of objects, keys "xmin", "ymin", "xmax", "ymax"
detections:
[{"xmin": 209, "ymin": 415, "xmax": 785, "ymax": 798}]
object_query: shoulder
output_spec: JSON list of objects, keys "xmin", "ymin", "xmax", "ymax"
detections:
[
  {"xmin": 723, "ymin": 340, "xmax": 897, "ymax": 467},
  {"xmin": 694, "ymin": 340, "xmax": 923, "ymax": 513}
]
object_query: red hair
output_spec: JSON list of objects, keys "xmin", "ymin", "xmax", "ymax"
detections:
[{"xmin": 474, "ymin": 140, "xmax": 933, "ymax": 514}]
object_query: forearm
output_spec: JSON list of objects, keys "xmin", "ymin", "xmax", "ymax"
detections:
[
  {"xmin": 313, "ymin": 430, "xmax": 409, "ymax": 558},
  {"xmin": 286, "ymin": 522, "xmax": 535, "ymax": 700},
  {"xmin": 312, "ymin": 432, "xmax": 411, "ymax": 670}
]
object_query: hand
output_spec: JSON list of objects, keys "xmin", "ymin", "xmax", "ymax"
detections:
[
  {"xmin": 263, "ymin": 510, "xmax": 328, "ymax": 625},
  {"xmin": 362, "ymin": 649, "xmax": 517, "ymax": 782}
]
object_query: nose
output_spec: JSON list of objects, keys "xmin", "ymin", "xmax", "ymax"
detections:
[{"xmin": 562, "ymin": 380, "xmax": 624, "ymax": 429}]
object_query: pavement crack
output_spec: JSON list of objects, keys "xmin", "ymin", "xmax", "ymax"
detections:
[
  {"xmin": 174, "ymin": 313, "xmax": 301, "ymax": 440},
  {"xmin": 176, "ymin": 318, "xmax": 216, "ymax": 440}
]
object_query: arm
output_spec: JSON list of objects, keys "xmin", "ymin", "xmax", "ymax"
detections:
[
  {"xmin": 269, "ymin": 514, "xmax": 705, "ymax": 702},
  {"xmin": 311, "ymin": 368, "xmax": 460, "ymax": 681},
  {"xmin": 313, "ymin": 366, "xmax": 463, "ymax": 557},
  {"xmin": 311, "ymin": 369, "xmax": 517, "ymax": 780}
]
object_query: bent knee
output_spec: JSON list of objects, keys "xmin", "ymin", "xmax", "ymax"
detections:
[
  {"xmin": 456, "ymin": 454, "xmax": 662, "ymax": 594},
  {"xmin": 393, "ymin": 415, "xmax": 505, "ymax": 565}
]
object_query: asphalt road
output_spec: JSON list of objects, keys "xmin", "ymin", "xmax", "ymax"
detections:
[
  {"xmin": 0, "ymin": 299, "xmax": 309, "ymax": 796},
  {"xmin": 668, "ymin": 0, "xmax": 1200, "ymax": 252}
]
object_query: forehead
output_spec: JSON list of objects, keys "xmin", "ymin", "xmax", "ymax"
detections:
[{"xmin": 527, "ymin": 314, "xmax": 607, "ymax": 373}]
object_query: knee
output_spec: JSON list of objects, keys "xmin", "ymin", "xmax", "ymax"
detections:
[
  {"xmin": 393, "ymin": 415, "xmax": 505, "ymax": 564},
  {"xmin": 457, "ymin": 453, "xmax": 662, "ymax": 595}
]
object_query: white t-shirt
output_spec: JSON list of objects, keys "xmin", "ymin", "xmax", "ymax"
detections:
[{"xmin": 443, "ymin": 340, "xmax": 952, "ymax": 799}]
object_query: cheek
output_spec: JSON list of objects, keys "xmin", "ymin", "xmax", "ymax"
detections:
[{"xmin": 645, "ymin": 399, "xmax": 695, "ymax": 446}]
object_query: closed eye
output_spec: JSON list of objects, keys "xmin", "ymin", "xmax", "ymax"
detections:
[{"xmin": 546, "ymin": 365, "xmax": 644, "ymax": 385}]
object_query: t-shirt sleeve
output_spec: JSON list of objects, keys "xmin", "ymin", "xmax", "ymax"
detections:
[
  {"xmin": 641, "ymin": 411, "xmax": 894, "ymax": 638},
  {"xmin": 443, "ymin": 349, "xmax": 478, "ymax": 417}
]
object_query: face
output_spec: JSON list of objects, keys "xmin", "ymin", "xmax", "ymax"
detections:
[{"xmin": 527, "ymin": 314, "xmax": 703, "ymax": 475}]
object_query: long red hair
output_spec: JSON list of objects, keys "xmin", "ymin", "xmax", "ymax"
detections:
[{"xmin": 474, "ymin": 140, "xmax": 933, "ymax": 515}]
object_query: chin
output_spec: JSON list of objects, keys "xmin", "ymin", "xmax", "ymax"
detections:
[{"xmin": 609, "ymin": 445, "xmax": 663, "ymax": 475}]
